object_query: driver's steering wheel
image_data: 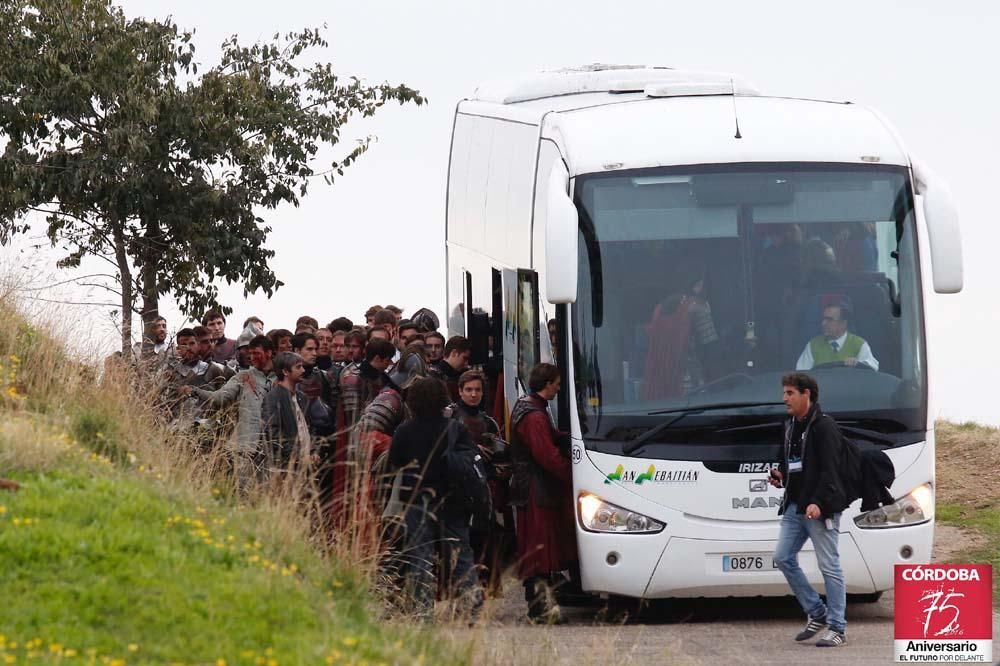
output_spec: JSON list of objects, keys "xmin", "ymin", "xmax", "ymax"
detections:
[{"xmin": 812, "ymin": 361, "xmax": 874, "ymax": 371}]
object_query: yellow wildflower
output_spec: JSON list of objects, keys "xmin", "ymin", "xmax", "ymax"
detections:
[
  {"xmin": 64, "ymin": 649, "xmax": 77, "ymax": 657},
  {"xmin": 0, "ymin": 505, "xmax": 6, "ymax": 514},
  {"xmin": 128, "ymin": 643, "xmax": 139, "ymax": 652},
  {"xmin": 216, "ymin": 659, "xmax": 227, "ymax": 666},
  {"xmin": 341, "ymin": 637, "xmax": 358, "ymax": 647},
  {"xmin": 3, "ymin": 654, "xmax": 13, "ymax": 664}
]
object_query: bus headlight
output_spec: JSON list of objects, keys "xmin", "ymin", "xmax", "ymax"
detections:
[
  {"xmin": 854, "ymin": 483, "xmax": 934, "ymax": 529},
  {"xmin": 578, "ymin": 493, "xmax": 665, "ymax": 534}
]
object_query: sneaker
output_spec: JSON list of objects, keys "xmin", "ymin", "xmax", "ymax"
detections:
[
  {"xmin": 794, "ymin": 614, "xmax": 828, "ymax": 641},
  {"xmin": 815, "ymin": 629, "xmax": 847, "ymax": 647}
]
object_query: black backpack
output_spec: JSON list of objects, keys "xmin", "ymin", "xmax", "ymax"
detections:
[
  {"xmin": 442, "ymin": 420, "xmax": 493, "ymax": 525},
  {"xmin": 839, "ymin": 433, "xmax": 865, "ymax": 506}
]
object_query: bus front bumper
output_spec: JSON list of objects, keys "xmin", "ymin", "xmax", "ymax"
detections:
[{"xmin": 577, "ymin": 520, "xmax": 933, "ymax": 599}]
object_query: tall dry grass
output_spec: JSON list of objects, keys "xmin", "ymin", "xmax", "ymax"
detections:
[
  {"xmin": 0, "ymin": 282, "xmax": 484, "ymax": 630},
  {"xmin": 0, "ymin": 288, "xmax": 391, "ymax": 600}
]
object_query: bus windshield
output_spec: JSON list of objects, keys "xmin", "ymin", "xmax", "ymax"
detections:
[{"xmin": 572, "ymin": 163, "xmax": 926, "ymax": 444}]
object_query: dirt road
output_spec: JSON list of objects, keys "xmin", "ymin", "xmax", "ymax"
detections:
[{"xmin": 457, "ymin": 525, "xmax": 998, "ymax": 665}]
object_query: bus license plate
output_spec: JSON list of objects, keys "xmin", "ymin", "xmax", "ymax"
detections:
[{"xmin": 722, "ymin": 554, "xmax": 777, "ymax": 572}]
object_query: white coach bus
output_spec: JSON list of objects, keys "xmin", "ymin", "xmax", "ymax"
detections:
[{"xmin": 444, "ymin": 65, "xmax": 962, "ymax": 600}]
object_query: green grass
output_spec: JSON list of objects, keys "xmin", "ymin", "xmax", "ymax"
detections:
[
  {"xmin": 0, "ymin": 425, "xmax": 456, "ymax": 665},
  {"xmin": 936, "ymin": 502, "xmax": 1000, "ymax": 606}
]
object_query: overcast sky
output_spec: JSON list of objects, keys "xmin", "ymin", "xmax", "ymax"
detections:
[{"xmin": 4, "ymin": 0, "xmax": 997, "ymax": 424}]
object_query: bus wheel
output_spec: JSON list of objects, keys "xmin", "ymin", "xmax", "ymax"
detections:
[
  {"xmin": 847, "ymin": 592, "xmax": 883, "ymax": 603},
  {"xmin": 594, "ymin": 596, "xmax": 645, "ymax": 624}
]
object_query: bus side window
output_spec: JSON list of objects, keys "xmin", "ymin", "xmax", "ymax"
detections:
[{"xmin": 516, "ymin": 269, "xmax": 540, "ymax": 388}]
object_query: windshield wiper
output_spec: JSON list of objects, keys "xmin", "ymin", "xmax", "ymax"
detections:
[
  {"xmin": 716, "ymin": 420, "xmax": 898, "ymax": 446},
  {"xmin": 623, "ymin": 401, "xmax": 784, "ymax": 455},
  {"xmin": 837, "ymin": 424, "xmax": 898, "ymax": 446}
]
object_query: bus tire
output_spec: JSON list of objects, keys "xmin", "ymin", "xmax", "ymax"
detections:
[{"xmin": 594, "ymin": 595, "xmax": 645, "ymax": 624}]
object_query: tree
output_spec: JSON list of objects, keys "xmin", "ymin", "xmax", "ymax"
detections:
[{"xmin": 0, "ymin": 0, "xmax": 424, "ymax": 354}]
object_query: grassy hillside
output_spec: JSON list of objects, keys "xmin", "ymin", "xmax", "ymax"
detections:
[
  {"xmin": 0, "ymin": 304, "xmax": 460, "ymax": 665},
  {"xmin": 933, "ymin": 420, "xmax": 1000, "ymax": 603}
]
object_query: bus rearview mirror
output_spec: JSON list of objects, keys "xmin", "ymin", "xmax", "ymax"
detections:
[
  {"xmin": 913, "ymin": 161, "xmax": 963, "ymax": 294},
  {"xmin": 545, "ymin": 162, "xmax": 579, "ymax": 304}
]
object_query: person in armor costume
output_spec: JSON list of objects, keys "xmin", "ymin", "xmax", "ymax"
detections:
[
  {"xmin": 360, "ymin": 345, "xmax": 425, "ymax": 447},
  {"xmin": 357, "ymin": 343, "xmax": 425, "ymax": 522},
  {"xmin": 509, "ymin": 363, "xmax": 576, "ymax": 623},
  {"xmin": 410, "ymin": 308, "xmax": 440, "ymax": 336},
  {"xmin": 163, "ymin": 328, "xmax": 226, "ymax": 435},
  {"xmin": 267, "ymin": 328, "xmax": 294, "ymax": 354},
  {"xmin": 195, "ymin": 325, "xmax": 235, "ymax": 381},
  {"xmin": 328, "ymin": 338, "xmax": 397, "ymax": 528},
  {"xmin": 182, "ymin": 335, "xmax": 277, "ymax": 493},
  {"xmin": 132, "ymin": 316, "xmax": 173, "ymax": 368},
  {"xmin": 315, "ymin": 328, "xmax": 335, "ymax": 371},
  {"xmin": 232, "ymin": 324, "xmax": 261, "ymax": 372},
  {"xmin": 290, "ymin": 333, "xmax": 335, "ymax": 438},
  {"xmin": 429, "ymin": 335, "xmax": 471, "ymax": 402},
  {"xmin": 291, "ymin": 332, "xmax": 342, "ymax": 524},
  {"xmin": 446, "ymin": 370, "xmax": 510, "ymax": 595},
  {"xmin": 203, "ymin": 308, "xmax": 237, "ymax": 365}
]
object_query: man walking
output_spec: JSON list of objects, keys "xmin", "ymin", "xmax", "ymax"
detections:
[{"xmin": 770, "ymin": 373, "xmax": 849, "ymax": 647}]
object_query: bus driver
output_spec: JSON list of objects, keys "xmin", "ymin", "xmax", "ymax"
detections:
[{"xmin": 796, "ymin": 303, "xmax": 878, "ymax": 371}]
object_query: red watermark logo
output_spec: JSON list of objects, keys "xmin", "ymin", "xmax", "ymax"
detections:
[{"xmin": 894, "ymin": 564, "xmax": 993, "ymax": 662}]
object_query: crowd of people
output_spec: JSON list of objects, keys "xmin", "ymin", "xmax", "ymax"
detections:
[{"xmin": 127, "ymin": 304, "xmax": 577, "ymax": 623}]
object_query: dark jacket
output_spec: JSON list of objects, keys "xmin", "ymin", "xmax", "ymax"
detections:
[
  {"xmin": 389, "ymin": 415, "xmax": 473, "ymax": 507},
  {"xmin": 261, "ymin": 384, "xmax": 309, "ymax": 467},
  {"xmin": 778, "ymin": 403, "xmax": 849, "ymax": 519},
  {"xmin": 429, "ymin": 360, "xmax": 462, "ymax": 402},
  {"xmin": 859, "ymin": 447, "xmax": 895, "ymax": 512}
]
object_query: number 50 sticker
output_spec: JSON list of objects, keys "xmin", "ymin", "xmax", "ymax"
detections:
[{"xmin": 571, "ymin": 443, "xmax": 583, "ymax": 464}]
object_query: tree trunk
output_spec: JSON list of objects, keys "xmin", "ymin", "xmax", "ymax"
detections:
[
  {"xmin": 139, "ymin": 217, "xmax": 161, "ymax": 356},
  {"xmin": 113, "ymin": 224, "xmax": 133, "ymax": 357}
]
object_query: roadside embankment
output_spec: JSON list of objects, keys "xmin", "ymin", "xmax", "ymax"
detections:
[
  {"xmin": 0, "ymin": 302, "xmax": 460, "ymax": 664},
  {"xmin": 932, "ymin": 420, "xmax": 1000, "ymax": 604}
]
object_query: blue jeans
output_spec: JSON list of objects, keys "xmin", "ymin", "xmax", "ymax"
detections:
[{"xmin": 773, "ymin": 502, "xmax": 846, "ymax": 633}]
